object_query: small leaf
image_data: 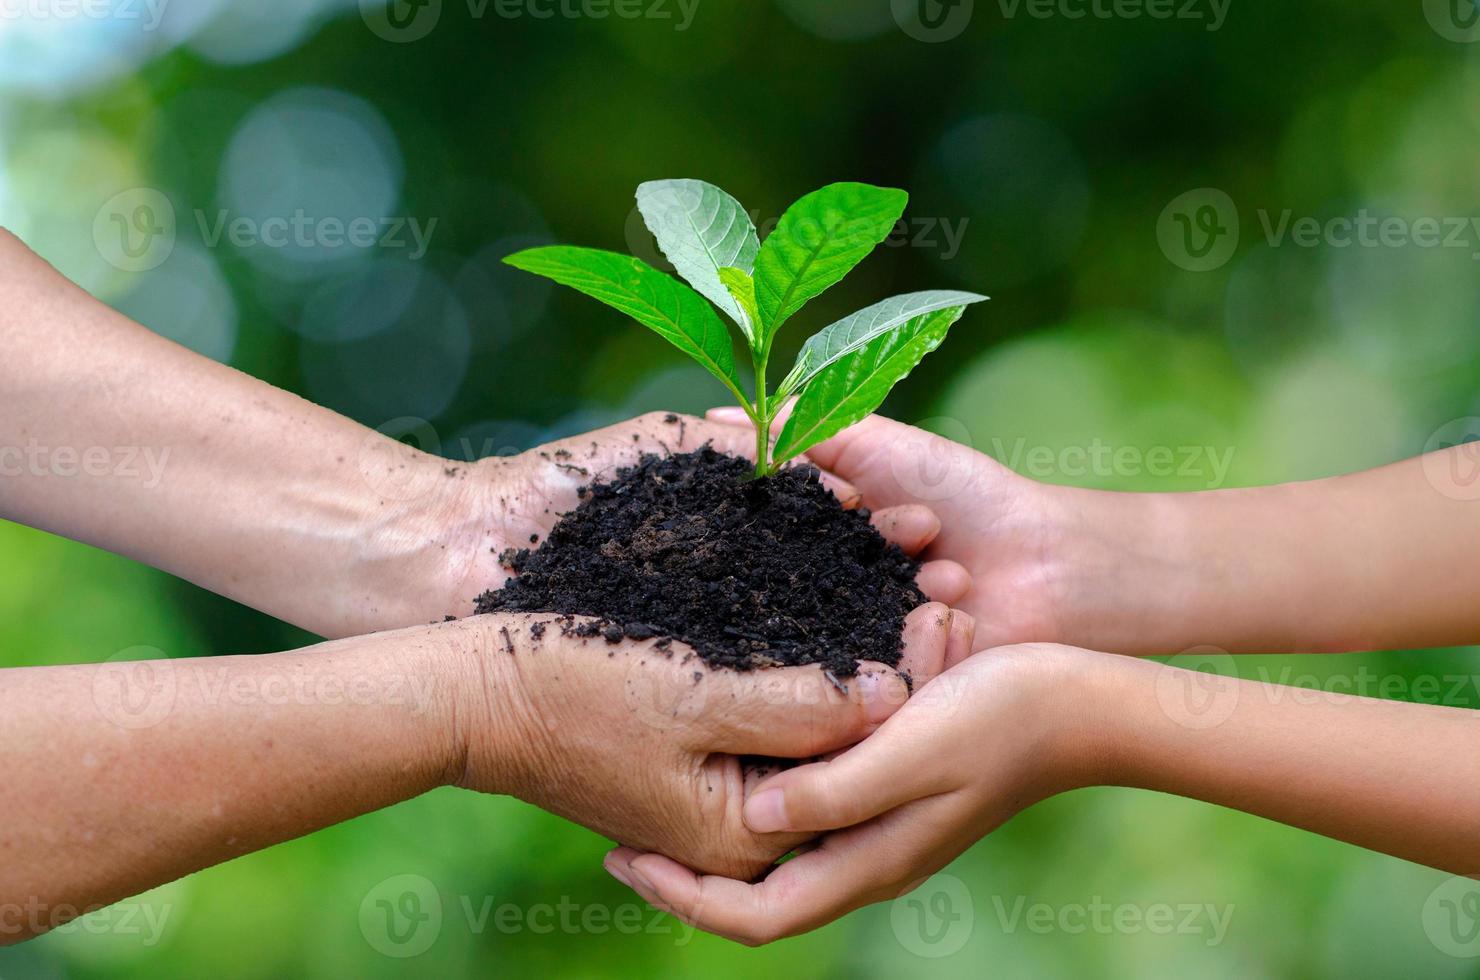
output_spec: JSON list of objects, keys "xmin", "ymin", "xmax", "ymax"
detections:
[
  {"xmin": 772, "ymin": 305, "xmax": 967, "ymax": 465},
  {"xmin": 504, "ymin": 245, "xmax": 745, "ymax": 400},
  {"xmin": 717, "ymin": 266, "xmax": 761, "ymax": 347},
  {"xmin": 791, "ymin": 290, "xmax": 988, "ymax": 388},
  {"xmin": 635, "ymin": 179, "xmax": 759, "ymax": 327},
  {"xmin": 752, "ymin": 182, "xmax": 908, "ymax": 346}
]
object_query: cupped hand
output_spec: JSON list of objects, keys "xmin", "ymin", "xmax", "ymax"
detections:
[
  {"xmin": 398, "ymin": 412, "xmax": 972, "ymax": 626},
  {"xmin": 599, "ymin": 642, "xmax": 1112, "ymax": 943},
  {"xmin": 448, "ymin": 604, "xmax": 975, "ymax": 880},
  {"xmin": 707, "ymin": 409, "xmax": 1067, "ymax": 652}
]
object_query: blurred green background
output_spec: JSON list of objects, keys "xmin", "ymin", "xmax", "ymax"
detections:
[{"xmin": 3, "ymin": 0, "xmax": 1480, "ymax": 975}]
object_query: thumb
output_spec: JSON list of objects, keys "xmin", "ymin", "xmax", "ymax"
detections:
[
  {"xmin": 741, "ymin": 720, "xmax": 942, "ymax": 834},
  {"xmin": 702, "ymin": 663, "xmax": 909, "ymax": 758}
]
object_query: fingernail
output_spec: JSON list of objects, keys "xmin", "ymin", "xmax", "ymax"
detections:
[
  {"xmin": 858, "ymin": 669, "xmax": 909, "ymax": 723},
  {"xmin": 603, "ymin": 855, "xmax": 634, "ymax": 889},
  {"xmin": 706, "ymin": 406, "xmax": 750, "ymax": 424},
  {"xmin": 744, "ymin": 788, "xmax": 789, "ymax": 833}
]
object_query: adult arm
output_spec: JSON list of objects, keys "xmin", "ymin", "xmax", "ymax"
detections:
[
  {"xmin": 0, "ymin": 232, "xmax": 966, "ymax": 638},
  {"xmin": 0, "ymin": 608, "xmax": 969, "ymax": 944}
]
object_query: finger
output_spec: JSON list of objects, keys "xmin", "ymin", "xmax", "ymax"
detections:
[
  {"xmin": 916, "ymin": 559, "xmax": 971, "ymax": 604},
  {"xmin": 869, "ymin": 504, "xmax": 940, "ymax": 555},
  {"xmin": 946, "ymin": 610, "xmax": 978, "ymax": 669},
  {"xmin": 798, "ymin": 414, "xmax": 979, "ymax": 510},
  {"xmin": 742, "ymin": 713, "xmax": 946, "ymax": 835},
  {"xmin": 895, "ymin": 602, "xmax": 952, "ymax": 688},
  {"xmin": 703, "ymin": 663, "xmax": 909, "ymax": 758},
  {"xmin": 610, "ymin": 813, "xmax": 938, "ymax": 946}
]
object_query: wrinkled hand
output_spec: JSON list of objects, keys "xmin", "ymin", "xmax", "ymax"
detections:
[
  {"xmin": 449, "ymin": 606, "xmax": 975, "ymax": 880},
  {"xmin": 401, "ymin": 412, "xmax": 972, "ymax": 624},
  {"xmin": 600, "ymin": 642, "xmax": 1109, "ymax": 941},
  {"xmin": 708, "ymin": 409, "xmax": 1063, "ymax": 651}
]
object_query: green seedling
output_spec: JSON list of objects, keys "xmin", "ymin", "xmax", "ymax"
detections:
[{"xmin": 504, "ymin": 179, "xmax": 988, "ymax": 477}]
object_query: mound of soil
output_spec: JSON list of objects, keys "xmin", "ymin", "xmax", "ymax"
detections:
[{"xmin": 474, "ymin": 447, "xmax": 925, "ymax": 675}]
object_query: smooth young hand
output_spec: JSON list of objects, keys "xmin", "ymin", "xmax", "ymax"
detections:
[
  {"xmin": 712, "ymin": 408, "xmax": 1480, "ymax": 654},
  {"xmin": 604, "ymin": 644, "xmax": 1480, "ymax": 945}
]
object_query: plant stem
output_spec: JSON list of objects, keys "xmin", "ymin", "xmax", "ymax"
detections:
[{"xmin": 752, "ymin": 346, "xmax": 771, "ymax": 478}]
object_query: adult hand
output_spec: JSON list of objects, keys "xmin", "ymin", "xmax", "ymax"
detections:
[
  {"xmin": 411, "ymin": 412, "xmax": 975, "ymax": 634},
  {"xmin": 1, "ymin": 608, "xmax": 970, "ymax": 940},
  {"xmin": 600, "ymin": 642, "xmax": 1105, "ymax": 941},
  {"xmin": 457, "ymin": 605, "xmax": 973, "ymax": 880},
  {"xmin": 0, "ymin": 233, "xmax": 968, "ymax": 640}
]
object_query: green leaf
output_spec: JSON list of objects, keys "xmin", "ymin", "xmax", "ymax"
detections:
[
  {"xmin": 504, "ymin": 245, "xmax": 745, "ymax": 401},
  {"xmin": 772, "ymin": 305, "xmax": 967, "ymax": 465},
  {"xmin": 635, "ymin": 179, "xmax": 759, "ymax": 329},
  {"xmin": 791, "ymin": 290, "xmax": 988, "ymax": 388},
  {"xmin": 717, "ymin": 266, "xmax": 761, "ymax": 347},
  {"xmin": 752, "ymin": 182, "xmax": 908, "ymax": 346}
]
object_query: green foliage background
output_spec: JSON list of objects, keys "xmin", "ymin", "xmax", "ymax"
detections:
[{"xmin": 2, "ymin": 0, "xmax": 1479, "ymax": 975}]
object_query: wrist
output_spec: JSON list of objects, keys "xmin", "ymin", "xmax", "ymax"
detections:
[
  {"xmin": 1028, "ymin": 483, "xmax": 1209, "ymax": 655},
  {"xmin": 1013, "ymin": 643, "xmax": 1138, "ymax": 793},
  {"xmin": 436, "ymin": 615, "xmax": 536, "ymax": 796},
  {"xmin": 339, "ymin": 435, "xmax": 498, "ymax": 636}
]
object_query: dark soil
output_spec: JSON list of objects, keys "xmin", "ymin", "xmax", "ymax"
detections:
[{"xmin": 474, "ymin": 447, "xmax": 925, "ymax": 675}]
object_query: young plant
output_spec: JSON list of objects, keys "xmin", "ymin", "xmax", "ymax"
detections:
[{"xmin": 504, "ymin": 180, "xmax": 988, "ymax": 477}]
